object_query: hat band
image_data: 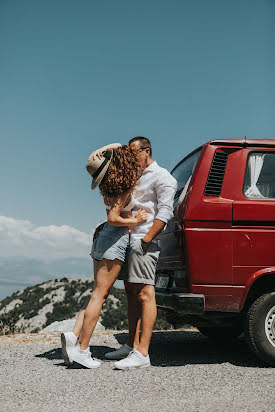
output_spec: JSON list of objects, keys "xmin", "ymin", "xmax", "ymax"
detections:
[{"xmin": 92, "ymin": 158, "xmax": 109, "ymax": 180}]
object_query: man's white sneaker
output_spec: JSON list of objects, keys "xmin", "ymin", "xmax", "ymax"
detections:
[
  {"xmin": 105, "ymin": 344, "xmax": 133, "ymax": 360},
  {"xmin": 69, "ymin": 346, "xmax": 101, "ymax": 369},
  {"xmin": 114, "ymin": 349, "xmax": 151, "ymax": 370},
  {"xmin": 61, "ymin": 332, "xmax": 77, "ymax": 365}
]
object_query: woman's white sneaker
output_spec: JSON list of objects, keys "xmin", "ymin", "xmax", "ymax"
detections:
[
  {"xmin": 61, "ymin": 332, "xmax": 77, "ymax": 365},
  {"xmin": 114, "ymin": 349, "xmax": 150, "ymax": 370},
  {"xmin": 105, "ymin": 344, "xmax": 133, "ymax": 360},
  {"xmin": 69, "ymin": 346, "xmax": 101, "ymax": 369}
]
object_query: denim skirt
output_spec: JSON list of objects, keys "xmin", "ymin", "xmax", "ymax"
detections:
[{"xmin": 91, "ymin": 223, "xmax": 129, "ymax": 262}]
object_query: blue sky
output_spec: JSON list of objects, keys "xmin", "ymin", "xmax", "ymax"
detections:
[{"xmin": 0, "ymin": 0, "xmax": 274, "ymax": 295}]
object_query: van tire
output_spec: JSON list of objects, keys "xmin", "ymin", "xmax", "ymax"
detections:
[
  {"xmin": 198, "ymin": 325, "xmax": 243, "ymax": 340},
  {"xmin": 245, "ymin": 292, "xmax": 275, "ymax": 367}
]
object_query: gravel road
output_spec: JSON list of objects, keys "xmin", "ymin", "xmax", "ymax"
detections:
[{"xmin": 1, "ymin": 329, "xmax": 274, "ymax": 412}]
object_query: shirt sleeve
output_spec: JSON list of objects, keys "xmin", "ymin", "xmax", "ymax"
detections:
[{"xmin": 155, "ymin": 173, "xmax": 177, "ymax": 223}]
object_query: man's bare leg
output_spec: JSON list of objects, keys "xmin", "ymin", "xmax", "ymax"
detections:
[
  {"xmin": 135, "ymin": 284, "xmax": 157, "ymax": 357},
  {"xmin": 124, "ymin": 281, "xmax": 141, "ymax": 348}
]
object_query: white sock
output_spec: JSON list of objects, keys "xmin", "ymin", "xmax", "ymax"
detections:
[
  {"xmin": 134, "ymin": 349, "xmax": 148, "ymax": 359},
  {"xmin": 77, "ymin": 346, "xmax": 89, "ymax": 354}
]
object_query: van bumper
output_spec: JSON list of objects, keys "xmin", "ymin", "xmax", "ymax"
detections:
[{"xmin": 156, "ymin": 292, "xmax": 205, "ymax": 314}]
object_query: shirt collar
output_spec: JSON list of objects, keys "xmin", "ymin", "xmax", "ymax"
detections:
[{"xmin": 143, "ymin": 161, "xmax": 157, "ymax": 174}]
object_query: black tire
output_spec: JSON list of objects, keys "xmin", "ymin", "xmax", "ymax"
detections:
[
  {"xmin": 244, "ymin": 292, "xmax": 275, "ymax": 367},
  {"xmin": 198, "ymin": 325, "xmax": 243, "ymax": 340}
]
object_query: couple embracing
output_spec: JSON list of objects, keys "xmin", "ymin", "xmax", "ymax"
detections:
[{"xmin": 61, "ymin": 136, "xmax": 177, "ymax": 370}]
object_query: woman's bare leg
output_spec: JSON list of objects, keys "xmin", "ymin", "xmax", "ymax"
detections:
[
  {"xmin": 72, "ymin": 260, "xmax": 99, "ymax": 337},
  {"xmin": 77, "ymin": 258, "xmax": 122, "ymax": 350},
  {"xmin": 72, "ymin": 308, "xmax": 86, "ymax": 339}
]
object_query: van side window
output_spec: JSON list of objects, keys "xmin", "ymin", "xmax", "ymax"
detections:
[
  {"xmin": 172, "ymin": 148, "xmax": 202, "ymax": 203},
  {"xmin": 244, "ymin": 152, "xmax": 275, "ymax": 199}
]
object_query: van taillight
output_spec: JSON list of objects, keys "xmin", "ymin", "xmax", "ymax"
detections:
[{"xmin": 172, "ymin": 270, "xmax": 188, "ymax": 289}]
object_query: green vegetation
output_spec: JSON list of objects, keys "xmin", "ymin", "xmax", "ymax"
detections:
[
  {"xmin": 0, "ymin": 278, "xmax": 173, "ymax": 333},
  {"xmin": 100, "ymin": 287, "xmax": 172, "ymax": 330},
  {"xmin": 0, "ymin": 308, "xmax": 24, "ymax": 335},
  {"xmin": 45, "ymin": 280, "xmax": 93, "ymax": 326},
  {"xmin": 101, "ymin": 289, "xmax": 128, "ymax": 329}
]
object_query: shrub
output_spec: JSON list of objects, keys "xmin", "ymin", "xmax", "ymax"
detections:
[
  {"xmin": 60, "ymin": 277, "xmax": 69, "ymax": 282},
  {"xmin": 0, "ymin": 308, "xmax": 24, "ymax": 335}
]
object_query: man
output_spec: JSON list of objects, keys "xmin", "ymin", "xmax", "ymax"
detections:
[
  {"xmin": 105, "ymin": 137, "xmax": 177, "ymax": 369},
  {"xmin": 61, "ymin": 137, "xmax": 177, "ymax": 370}
]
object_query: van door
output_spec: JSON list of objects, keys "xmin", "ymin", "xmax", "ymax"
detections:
[{"xmin": 233, "ymin": 150, "xmax": 275, "ymax": 285}]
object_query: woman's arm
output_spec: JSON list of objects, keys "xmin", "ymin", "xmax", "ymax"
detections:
[
  {"xmin": 108, "ymin": 208, "xmax": 147, "ymax": 227},
  {"xmin": 88, "ymin": 143, "xmax": 122, "ymax": 161},
  {"xmin": 106, "ymin": 192, "xmax": 147, "ymax": 227}
]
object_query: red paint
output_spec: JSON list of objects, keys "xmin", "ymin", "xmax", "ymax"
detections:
[{"xmin": 157, "ymin": 139, "xmax": 275, "ymax": 313}]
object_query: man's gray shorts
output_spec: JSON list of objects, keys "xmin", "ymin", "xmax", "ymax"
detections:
[{"xmin": 118, "ymin": 241, "xmax": 160, "ymax": 285}]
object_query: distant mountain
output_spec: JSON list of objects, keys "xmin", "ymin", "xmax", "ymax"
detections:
[
  {"xmin": 0, "ymin": 256, "xmax": 93, "ymax": 281},
  {"xmin": 0, "ymin": 278, "xmax": 127, "ymax": 333},
  {"xmin": 0, "ymin": 257, "xmax": 93, "ymax": 300},
  {"xmin": 0, "ymin": 278, "xmax": 171, "ymax": 333}
]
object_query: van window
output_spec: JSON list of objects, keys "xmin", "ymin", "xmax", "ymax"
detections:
[
  {"xmin": 172, "ymin": 148, "xmax": 202, "ymax": 203},
  {"xmin": 244, "ymin": 152, "xmax": 275, "ymax": 199}
]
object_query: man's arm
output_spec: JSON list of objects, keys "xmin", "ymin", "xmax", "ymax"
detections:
[
  {"xmin": 143, "ymin": 219, "xmax": 166, "ymax": 243},
  {"xmin": 141, "ymin": 173, "xmax": 177, "ymax": 251}
]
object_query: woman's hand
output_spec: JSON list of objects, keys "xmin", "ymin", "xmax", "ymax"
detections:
[
  {"xmin": 93, "ymin": 222, "xmax": 106, "ymax": 241},
  {"xmin": 134, "ymin": 209, "xmax": 148, "ymax": 225},
  {"xmin": 88, "ymin": 148, "xmax": 104, "ymax": 161},
  {"xmin": 88, "ymin": 143, "xmax": 122, "ymax": 161}
]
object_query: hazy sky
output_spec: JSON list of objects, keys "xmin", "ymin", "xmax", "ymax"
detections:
[{"xmin": 0, "ymin": 0, "xmax": 274, "ymax": 261}]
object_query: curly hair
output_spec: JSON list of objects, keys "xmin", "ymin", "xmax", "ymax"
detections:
[{"xmin": 99, "ymin": 145, "xmax": 141, "ymax": 197}]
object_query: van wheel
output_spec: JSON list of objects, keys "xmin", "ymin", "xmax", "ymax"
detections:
[
  {"xmin": 245, "ymin": 292, "xmax": 275, "ymax": 367},
  {"xmin": 198, "ymin": 325, "xmax": 243, "ymax": 340}
]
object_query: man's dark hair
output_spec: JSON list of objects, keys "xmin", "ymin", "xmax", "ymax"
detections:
[{"xmin": 128, "ymin": 136, "xmax": 152, "ymax": 156}]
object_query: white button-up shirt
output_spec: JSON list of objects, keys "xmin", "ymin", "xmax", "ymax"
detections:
[{"xmin": 130, "ymin": 161, "xmax": 177, "ymax": 247}]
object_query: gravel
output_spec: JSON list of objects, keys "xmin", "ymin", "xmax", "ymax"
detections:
[{"xmin": 0, "ymin": 329, "xmax": 274, "ymax": 412}]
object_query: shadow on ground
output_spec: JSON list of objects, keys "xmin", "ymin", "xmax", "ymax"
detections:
[
  {"xmin": 36, "ymin": 330, "xmax": 267, "ymax": 368},
  {"xmin": 113, "ymin": 330, "xmax": 267, "ymax": 368},
  {"xmin": 35, "ymin": 345, "xmax": 117, "ymax": 366}
]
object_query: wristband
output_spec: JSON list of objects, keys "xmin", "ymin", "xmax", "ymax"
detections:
[{"xmin": 141, "ymin": 239, "xmax": 150, "ymax": 249}]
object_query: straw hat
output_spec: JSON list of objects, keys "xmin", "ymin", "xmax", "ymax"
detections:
[{"xmin": 86, "ymin": 150, "xmax": 113, "ymax": 189}]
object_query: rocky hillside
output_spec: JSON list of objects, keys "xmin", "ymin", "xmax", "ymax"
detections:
[{"xmin": 0, "ymin": 278, "xmax": 171, "ymax": 333}]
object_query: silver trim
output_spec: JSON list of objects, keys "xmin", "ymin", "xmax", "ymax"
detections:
[{"xmin": 265, "ymin": 305, "xmax": 275, "ymax": 348}]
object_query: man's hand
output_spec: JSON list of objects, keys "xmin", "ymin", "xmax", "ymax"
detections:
[
  {"xmin": 93, "ymin": 222, "xmax": 106, "ymax": 241},
  {"xmin": 140, "ymin": 239, "xmax": 150, "ymax": 254},
  {"xmin": 142, "ymin": 219, "xmax": 166, "ymax": 243}
]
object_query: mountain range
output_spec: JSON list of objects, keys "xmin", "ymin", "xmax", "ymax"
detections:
[
  {"xmin": 0, "ymin": 278, "xmax": 171, "ymax": 333},
  {"xmin": 0, "ymin": 256, "xmax": 93, "ymax": 300}
]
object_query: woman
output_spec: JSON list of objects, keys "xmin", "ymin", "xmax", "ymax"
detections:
[{"xmin": 62, "ymin": 144, "xmax": 147, "ymax": 369}]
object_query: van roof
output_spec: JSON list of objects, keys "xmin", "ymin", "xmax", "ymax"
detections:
[
  {"xmin": 171, "ymin": 138, "xmax": 275, "ymax": 174},
  {"xmin": 209, "ymin": 138, "xmax": 275, "ymax": 147}
]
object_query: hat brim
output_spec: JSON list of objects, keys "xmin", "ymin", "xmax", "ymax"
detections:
[{"xmin": 91, "ymin": 161, "xmax": 110, "ymax": 189}]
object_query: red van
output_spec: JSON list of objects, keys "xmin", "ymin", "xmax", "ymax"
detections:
[{"xmin": 155, "ymin": 139, "xmax": 275, "ymax": 366}]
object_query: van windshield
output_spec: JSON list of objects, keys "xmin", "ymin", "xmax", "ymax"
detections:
[{"xmin": 172, "ymin": 148, "xmax": 202, "ymax": 202}]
